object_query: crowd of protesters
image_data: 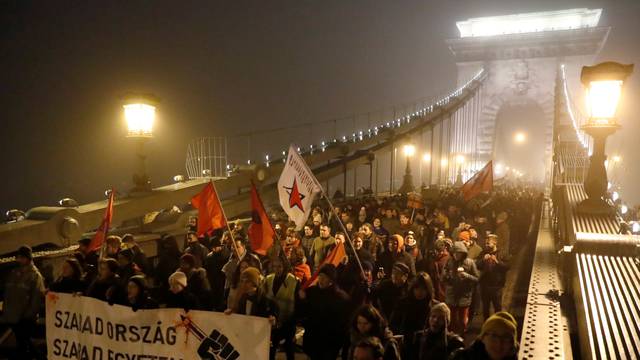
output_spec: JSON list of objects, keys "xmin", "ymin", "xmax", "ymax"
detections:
[{"xmin": 1, "ymin": 185, "xmax": 541, "ymax": 360}]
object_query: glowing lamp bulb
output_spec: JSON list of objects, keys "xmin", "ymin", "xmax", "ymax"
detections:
[
  {"xmin": 124, "ymin": 103, "xmax": 155, "ymax": 137},
  {"xmin": 403, "ymin": 144, "xmax": 416, "ymax": 157},
  {"xmin": 514, "ymin": 132, "xmax": 526, "ymax": 144}
]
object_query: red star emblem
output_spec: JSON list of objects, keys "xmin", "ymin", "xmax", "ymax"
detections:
[{"xmin": 284, "ymin": 178, "xmax": 306, "ymax": 211}]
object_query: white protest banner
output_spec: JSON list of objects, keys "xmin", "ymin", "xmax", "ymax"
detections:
[
  {"xmin": 278, "ymin": 144, "xmax": 322, "ymax": 230},
  {"xmin": 46, "ymin": 292, "xmax": 271, "ymax": 360}
]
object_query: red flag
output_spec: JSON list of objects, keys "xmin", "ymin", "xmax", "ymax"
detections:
[
  {"xmin": 89, "ymin": 188, "xmax": 115, "ymax": 253},
  {"xmin": 191, "ymin": 182, "xmax": 227, "ymax": 236},
  {"xmin": 247, "ymin": 183, "xmax": 275, "ymax": 256},
  {"xmin": 461, "ymin": 161, "xmax": 493, "ymax": 201},
  {"xmin": 303, "ymin": 242, "xmax": 347, "ymax": 289}
]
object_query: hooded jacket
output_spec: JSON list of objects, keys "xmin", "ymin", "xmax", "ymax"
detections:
[{"xmin": 444, "ymin": 242, "xmax": 479, "ymax": 307}]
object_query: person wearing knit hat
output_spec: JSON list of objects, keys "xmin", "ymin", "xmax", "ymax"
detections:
[
  {"xmin": 448, "ymin": 313, "xmax": 518, "ymax": 360},
  {"xmin": 372, "ymin": 261, "xmax": 411, "ymax": 321},
  {"xmin": 239, "ymin": 266, "xmax": 262, "ymax": 289},
  {"xmin": 126, "ymin": 275, "xmax": 157, "ymax": 311},
  {"xmin": 297, "ymin": 265, "xmax": 351, "ymax": 359},
  {"xmin": 168, "ymin": 271, "xmax": 188, "ymax": 292},
  {"xmin": 166, "ymin": 271, "xmax": 200, "ymax": 311},
  {"xmin": 493, "ymin": 311, "xmax": 517, "ymax": 337},
  {"xmin": 444, "ymin": 241, "xmax": 479, "ymax": 335},
  {"xmin": 414, "ymin": 302, "xmax": 464, "ymax": 360},
  {"xmin": 479, "ymin": 314, "xmax": 517, "ymax": 358}
]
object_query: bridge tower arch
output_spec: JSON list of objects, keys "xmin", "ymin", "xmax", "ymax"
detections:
[{"xmin": 447, "ymin": 8, "xmax": 609, "ymax": 183}]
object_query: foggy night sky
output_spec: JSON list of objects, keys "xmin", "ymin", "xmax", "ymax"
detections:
[{"xmin": 1, "ymin": 0, "xmax": 639, "ymax": 216}]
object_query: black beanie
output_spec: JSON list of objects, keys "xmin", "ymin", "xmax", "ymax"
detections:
[
  {"xmin": 17, "ymin": 245, "xmax": 33, "ymax": 260},
  {"xmin": 318, "ymin": 264, "xmax": 337, "ymax": 282},
  {"xmin": 128, "ymin": 275, "xmax": 148, "ymax": 291}
]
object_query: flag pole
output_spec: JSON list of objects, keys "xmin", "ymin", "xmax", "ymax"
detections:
[
  {"xmin": 209, "ymin": 180, "xmax": 241, "ymax": 259},
  {"xmin": 321, "ymin": 193, "xmax": 366, "ymax": 280},
  {"xmin": 98, "ymin": 188, "xmax": 115, "ymax": 261}
]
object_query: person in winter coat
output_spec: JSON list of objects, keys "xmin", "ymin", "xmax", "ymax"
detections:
[
  {"xmin": 389, "ymin": 272, "xmax": 437, "ymax": 358},
  {"xmin": 179, "ymin": 253, "xmax": 213, "ymax": 310},
  {"xmin": 310, "ymin": 225, "xmax": 336, "ymax": 270},
  {"xmin": 86, "ymin": 258, "xmax": 124, "ymax": 304},
  {"xmin": 372, "ymin": 262, "xmax": 410, "ymax": 321},
  {"xmin": 298, "ymin": 264, "xmax": 351, "ymax": 360},
  {"xmin": 405, "ymin": 230, "xmax": 428, "ymax": 272},
  {"xmin": 77, "ymin": 237, "xmax": 99, "ymax": 269},
  {"xmin": 165, "ymin": 271, "xmax": 200, "ymax": 311},
  {"xmin": 444, "ymin": 241, "xmax": 479, "ymax": 335},
  {"xmin": 184, "ymin": 231, "xmax": 209, "ymax": 268},
  {"xmin": 476, "ymin": 235, "xmax": 509, "ymax": 320},
  {"xmin": 377, "ymin": 234, "xmax": 416, "ymax": 278},
  {"xmin": 352, "ymin": 232, "xmax": 374, "ymax": 264},
  {"xmin": 359, "ymin": 223, "xmax": 383, "ymax": 262},
  {"xmin": 450, "ymin": 313, "xmax": 518, "ymax": 360},
  {"xmin": 426, "ymin": 238, "xmax": 450, "ymax": 302},
  {"xmin": 117, "ymin": 248, "xmax": 140, "ymax": 285},
  {"xmin": 413, "ymin": 303, "xmax": 464, "ymax": 360},
  {"xmin": 203, "ymin": 236, "xmax": 230, "ymax": 311},
  {"xmin": 227, "ymin": 267, "xmax": 278, "ymax": 321},
  {"xmin": 263, "ymin": 257, "xmax": 299, "ymax": 360},
  {"xmin": 301, "ymin": 225, "xmax": 316, "ymax": 258},
  {"xmin": 126, "ymin": 275, "xmax": 158, "ymax": 311},
  {"xmin": 0, "ymin": 246, "xmax": 45, "ymax": 358},
  {"xmin": 121, "ymin": 234, "xmax": 150, "ymax": 275},
  {"xmin": 154, "ymin": 235, "xmax": 182, "ymax": 296},
  {"xmin": 49, "ymin": 258, "xmax": 85, "ymax": 294},
  {"xmin": 347, "ymin": 304, "xmax": 401, "ymax": 360}
]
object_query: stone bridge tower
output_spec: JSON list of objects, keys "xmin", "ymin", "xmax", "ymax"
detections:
[{"xmin": 447, "ymin": 8, "xmax": 609, "ymax": 182}]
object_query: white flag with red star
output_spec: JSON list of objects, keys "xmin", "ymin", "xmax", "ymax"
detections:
[{"xmin": 278, "ymin": 145, "xmax": 322, "ymax": 230}]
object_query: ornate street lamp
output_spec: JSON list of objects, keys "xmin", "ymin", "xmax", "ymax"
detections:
[
  {"xmin": 123, "ymin": 93, "xmax": 159, "ymax": 193},
  {"xmin": 398, "ymin": 144, "xmax": 416, "ymax": 194},
  {"xmin": 578, "ymin": 62, "xmax": 633, "ymax": 214}
]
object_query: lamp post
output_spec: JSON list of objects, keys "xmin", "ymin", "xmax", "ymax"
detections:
[
  {"xmin": 123, "ymin": 93, "xmax": 158, "ymax": 194},
  {"xmin": 454, "ymin": 154, "xmax": 465, "ymax": 186},
  {"xmin": 578, "ymin": 62, "xmax": 633, "ymax": 214},
  {"xmin": 398, "ymin": 144, "xmax": 415, "ymax": 194}
]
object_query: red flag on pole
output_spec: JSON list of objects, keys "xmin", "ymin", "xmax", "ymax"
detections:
[
  {"xmin": 247, "ymin": 183, "xmax": 275, "ymax": 256},
  {"xmin": 191, "ymin": 181, "xmax": 227, "ymax": 236},
  {"xmin": 461, "ymin": 161, "xmax": 493, "ymax": 201},
  {"xmin": 89, "ymin": 188, "xmax": 115, "ymax": 253},
  {"xmin": 302, "ymin": 242, "xmax": 347, "ymax": 289}
]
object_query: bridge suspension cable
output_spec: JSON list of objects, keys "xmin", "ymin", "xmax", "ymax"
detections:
[{"xmin": 222, "ymin": 68, "xmax": 486, "ymax": 169}]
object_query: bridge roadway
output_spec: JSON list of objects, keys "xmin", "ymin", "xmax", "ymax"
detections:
[{"xmin": 515, "ymin": 64, "xmax": 640, "ymax": 359}]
